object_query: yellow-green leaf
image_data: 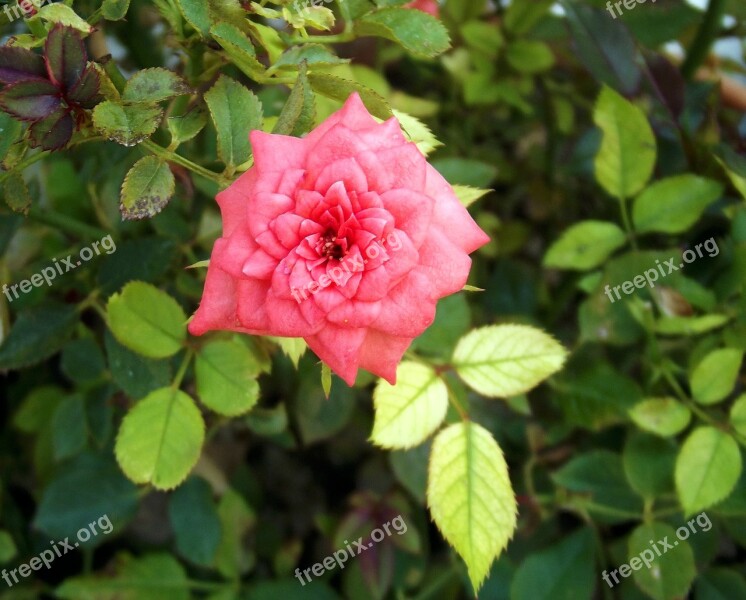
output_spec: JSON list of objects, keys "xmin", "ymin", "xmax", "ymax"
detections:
[
  {"xmin": 427, "ymin": 422, "xmax": 517, "ymax": 592},
  {"xmin": 107, "ymin": 281, "xmax": 186, "ymax": 359},
  {"xmin": 628, "ymin": 397, "xmax": 691, "ymax": 437},
  {"xmin": 196, "ymin": 339, "xmax": 260, "ymax": 417},
  {"xmin": 453, "ymin": 325, "xmax": 567, "ymax": 398},
  {"xmin": 675, "ymin": 426, "xmax": 742, "ymax": 515},
  {"xmin": 690, "ymin": 348, "xmax": 743, "ymax": 405},
  {"xmin": 543, "ymin": 220, "xmax": 626, "ymax": 270},
  {"xmin": 371, "ymin": 362, "xmax": 448, "ymax": 449},
  {"xmin": 593, "ymin": 85, "xmax": 656, "ymax": 199},
  {"xmin": 115, "ymin": 387, "xmax": 205, "ymax": 490}
]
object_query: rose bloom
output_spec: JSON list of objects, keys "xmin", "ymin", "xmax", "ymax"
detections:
[
  {"xmin": 406, "ymin": 0, "xmax": 439, "ymax": 17},
  {"xmin": 189, "ymin": 93, "xmax": 488, "ymax": 385}
]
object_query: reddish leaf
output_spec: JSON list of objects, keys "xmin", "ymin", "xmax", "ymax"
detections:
[
  {"xmin": 28, "ymin": 108, "xmax": 73, "ymax": 151},
  {"xmin": 0, "ymin": 47, "xmax": 47, "ymax": 84},
  {"xmin": 0, "ymin": 79, "xmax": 61, "ymax": 121},
  {"xmin": 44, "ymin": 24, "xmax": 86, "ymax": 91},
  {"xmin": 67, "ymin": 64, "xmax": 101, "ymax": 108}
]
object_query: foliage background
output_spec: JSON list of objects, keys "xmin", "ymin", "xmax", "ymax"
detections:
[{"xmin": 0, "ymin": 0, "xmax": 745, "ymax": 598}]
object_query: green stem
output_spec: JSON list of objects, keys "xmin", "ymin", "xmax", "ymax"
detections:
[
  {"xmin": 287, "ymin": 32, "xmax": 355, "ymax": 44},
  {"xmin": 142, "ymin": 140, "xmax": 231, "ymax": 188},
  {"xmin": 172, "ymin": 348, "xmax": 195, "ymax": 390},
  {"xmin": 619, "ymin": 197, "xmax": 638, "ymax": 250},
  {"xmin": 0, "ymin": 151, "xmax": 49, "ymax": 185},
  {"xmin": 409, "ymin": 563, "xmax": 460, "ymax": 600},
  {"xmin": 26, "ymin": 206, "xmax": 110, "ymax": 239},
  {"xmin": 681, "ymin": 0, "xmax": 727, "ymax": 79}
]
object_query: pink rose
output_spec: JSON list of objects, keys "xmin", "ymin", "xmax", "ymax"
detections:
[
  {"xmin": 405, "ymin": 0, "xmax": 439, "ymax": 17},
  {"xmin": 189, "ymin": 93, "xmax": 488, "ymax": 385}
]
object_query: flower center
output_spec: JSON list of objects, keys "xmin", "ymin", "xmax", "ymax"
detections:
[{"xmin": 319, "ymin": 229, "xmax": 345, "ymax": 259}]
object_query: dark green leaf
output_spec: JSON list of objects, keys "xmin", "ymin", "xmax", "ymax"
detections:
[
  {"xmin": 104, "ymin": 330, "xmax": 172, "ymax": 400},
  {"xmin": 308, "ymin": 73, "xmax": 393, "ymax": 120},
  {"xmin": 355, "ymin": 8, "xmax": 451, "ymax": 58},
  {"xmin": 561, "ymin": 1, "xmax": 641, "ymax": 95},
  {"xmin": 0, "ymin": 46, "xmax": 47, "ymax": 83},
  {"xmin": 273, "ymin": 63, "xmax": 314, "ymax": 137},
  {"xmin": 122, "ymin": 68, "xmax": 192, "ymax": 104},
  {"xmin": 52, "ymin": 394, "xmax": 88, "ymax": 461},
  {"xmin": 0, "ymin": 303, "xmax": 78, "ymax": 370},
  {"xmin": 44, "ymin": 24, "xmax": 87, "ymax": 90},
  {"xmin": 0, "ymin": 79, "xmax": 61, "ymax": 121},
  {"xmin": 28, "ymin": 107, "xmax": 74, "ymax": 151},
  {"xmin": 168, "ymin": 477, "xmax": 221, "ymax": 566},
  {"xmin": 35, "ymin": 452, "xmax": 138, "ymax": 541}
]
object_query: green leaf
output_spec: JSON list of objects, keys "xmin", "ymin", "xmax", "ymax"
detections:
[
  {"xmin": 695, "ymin": 568, "xmax": 746, "ymax": 600},
  {"xmin": 504, "ymin": 0, "xmax": 553, "ymax": 34},
  {"xmin": 14, "ymin": 386, "xmax": 62, "ymax": 433},
  {"xmin": 371, "ymin": 361, "xmax": 448, "ymax": 449},
  {"xmin": 510, "ymin": 528, "xmax": 596, "ymax": 600},
  {"xmin": 122, "ymin": 68, "xmax": 191, "ymax": 103},
  {"xmin": 93, "ymin": 101, "xmax": 163, "ymax": 146},
  {"xmin": 552, "ymin": 450, "xmax": 643, "ymax": 521},
  {"xmin": 52, "ymin": 394, "xmax": 88, "ymax": 461},
  {"xmin": 675, "ymin": 427, "xmax": 742, "ymax": 515},
  {"xmin": 167, "ymin": 107, "xmax": 207, "ymax": 146},
  {"xmin": 0, "ymin": 112, "xmax": 22, "ymax": 162},
  {"xmin": 690, "ymin": 348, "xmax": 743, "ymax": 405},
  {"xmin": 270, "ymin": 336, "xmax": 307, "ymax": 367},
  {"xmin": 107, "ymin": 281, "xmax": 186, "ymax": 359},
  {"xmin": 35, "ymin": 452, "xmax": 138, "ymax": 540},
  {"xmin": 730, "ymin": 394, "xmax": 746, "ymax": 438},
  {"xmin": 205, "ymin": 75, "xmax": 262, "ymax": 169},
  {"xmin": 61, "ymin": 338, "xmax": 106, "ymax": 384},
  {"xmin": 168, "ymin": 476, "xmax": 221, "ymax": 566},
  {"xmin": 393, "ymin": 109, "xmax": 442, "ymax": 155},
  {"xmin": 321, "ymin": 362, "xmax": 332, "ymax": 399},
  {"xmin": 195, "ymin": 339, "xmax": 261, "ymax": 417},
  {"xmin": 632, "ymin": 175, "xmax": 723, "ymax": 234},
  {"xmin": 0, "ymin": 530, "xmax": 17, "ymax": 563},
  {"xmin": 628, "ymin": 397, "xmax": 691, "ymax": 437},
  {"xmin": 36, "ymin": 4, "xmax": 93, "ymax": 33},
  {"xmin": 355, "ymin": 7, "xmax": 450, "ymax": 57},
  {"xmin": 56, "ymin": 553, "xmax": 190, "ymax": 600},
  {"xmin": 120, "ymin": 156, "xmax": 176, "ymax": 220},
  {"xmin": 656, "ymin": 314, "xmax": 730, "ymax": 336},
  {"xmin": 453, "ymin": 185, "xmax": 490, "ymax": 208},
  {"xmin": 427, "ymin": 422, "xmax": 517, "ymax": 592},
  {"xmin": 0, "ymin": 303, "xmax": 78, "ymax": 370},
  {"xmin": 389, "ymin": 442, "xmax": 430, "ymax": 503},
  {"xmin": 210, "ymin": 22, "xmax": 266, "ymax": 79},
  {"xmin": 432, "ymin": 157, "xmax": 497, "ymax": 187},
  {"xmin": 505, "ymin": 40, "xmax": 554, "ymax": 74},
  {"xmin": 593, "ymin": 85, "xmax": 656, "ymax": 199},
  {"xmin": 627, "ymin": 522, "xmax": 696, "ymax": 600},
  {"xmin": 3, "ymin": 171, "xmax": 31, "ymax": 214},
  {"xmin": 308, "ymin": 73, "xmax": 393, "ymax": 120},
  {"xmin": 452, "ymin": 325, "xmax": 567, "ymax": 398},
  {"xmin": 272, "ymin": 62, "xmax": 315, "ymax": 137},
  {"xmin": 623, "ymin": 432, "xmax": 676, "ymax": 499},
  {"xmin": 105, "ymin": 330, "xmax": 172, "ymax": 400},
  {"xmin": 175, "ymin": 0, "xmax": 212, "ymax": 35},
  {"xmin": 115, "ymin": 387, "xmax": 205, "ymax": 490},
  {"xmin": 273, "ymin": 44, "xmax": 348, "ymax": 70},
  {"xmin": 544, "ymin": 220, "xmax": 627, "ymax": 271},
  {"xmin": 102, "ymin": 0, "xmax": 131, "ymax": 20},
  {"xmin": 215, "ymin": 490, "xmax": 255, "ymax": 579}
]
